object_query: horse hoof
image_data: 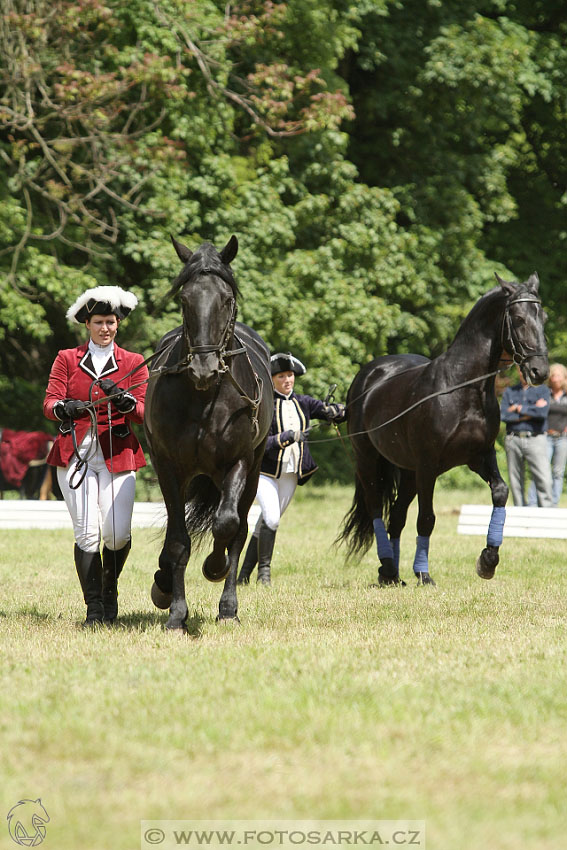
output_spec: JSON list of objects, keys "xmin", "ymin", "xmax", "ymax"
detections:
[
  {"xmin": 165, "ymin": 623, "xmax": 188, "ymax": 634},
  {"xmin": 216, "ymin": 615, "xmax": 241, "ymax": 625},
  {"xmin": 416, "ymin": 572, "xmax": 436, "ymax": 586},
  {"xmin": 476, "ymin": 547, "xmax": 498, "ymax": 580},
  {"xmin": 476, "ymin": 557, "xmax": 495, "ymax": 580},
  {"xmin": 378, "ymin": 575, "xmax": 407, "ymax": 587},
  {"xmin": 151, "ymin": 581, "xmax": 173, "ymax": 609},
  {"xmin": 202, "ymin": 554, "xmax": 230, "ymax": 583}
]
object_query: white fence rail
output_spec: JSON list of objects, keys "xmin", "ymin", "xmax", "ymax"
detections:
[
  {"xmin": 0, "ymin": 500, "xmax": 261, "ymax": 531},
  {"xmin": 457, "ymin": 504, "xmax": 567, "ymax": 539}
]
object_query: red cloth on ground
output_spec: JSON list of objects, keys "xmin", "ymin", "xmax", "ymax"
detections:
[{"xmin": 0, "ymin": 429, "xmax": 53, "ymax": 487}]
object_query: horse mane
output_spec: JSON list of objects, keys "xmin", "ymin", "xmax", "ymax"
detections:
[
  {"xmin": 455, "ymin": 278, "xmax": 534, "ymax": 340},
  {"xmin": 166, "ymin": 242, "xmax": 240, "ymax": 301}
]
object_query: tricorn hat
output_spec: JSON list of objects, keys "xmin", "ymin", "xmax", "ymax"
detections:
[
  {"xmin": 66, "ymin": 286, "xmax": 138, "ymax": 325},
  {"xmin": 270, "ymin": 352, "xmax": 306, "ymax": 376}
]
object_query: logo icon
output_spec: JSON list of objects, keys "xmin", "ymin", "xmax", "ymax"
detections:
[{"xmin": 6, "ymin": 799, "xmax": 50, "ymax": 846}]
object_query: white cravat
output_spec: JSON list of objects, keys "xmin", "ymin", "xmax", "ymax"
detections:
[
  {"xmin": 88, "ymin": 339, "xmax": 115, "ymax": 376},
  {"xmin": 280, "ymin": 395, "xmax": 301, "ymax": 473}
]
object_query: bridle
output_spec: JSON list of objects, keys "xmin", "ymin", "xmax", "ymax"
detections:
[
  {"xmin": 501, "ymin": 293, "xmax": 546, "ymax": 369},
  {"xmin": 181, "ymin": 288, "xmax": 242, "ymax": 369},
  {"xmin": 175, "ymin": 279, "xmax": 264, "ymax": 437}
]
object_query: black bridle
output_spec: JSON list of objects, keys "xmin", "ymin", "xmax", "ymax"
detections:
[
  {"xmin": 176, "ymin": 289, "xmax": 264, "ymax": 436},
  {"xmin": 501, "ymin": 293, "xmax": 546, "ymax": 368},
  {"xmin": 181, "ymin": 293, "xmax": 243, "ymax": 367}
]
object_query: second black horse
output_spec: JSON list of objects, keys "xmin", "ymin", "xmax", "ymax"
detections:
[{"xmin": 339, "ymin": 272, "xmax": 548, "ymax": 586}]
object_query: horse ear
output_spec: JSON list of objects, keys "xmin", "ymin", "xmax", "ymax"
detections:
[
  {"xmin": 220, "ymin": 235, "xmax": 238, "ymax": 265},
  {"xmin": 495, "ymin": 272, "xmax": 516, "ymax": 295},
  {"xmin": 170, "ymin": 235, "xmax": 193, "ymax": 264},
  {"xmin": 527, "ymin": 271, "xmax": 540, "ymax": 292}
]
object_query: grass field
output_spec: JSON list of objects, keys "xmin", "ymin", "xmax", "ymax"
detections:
[{"xmin": 1, "ymin": 484, "xmax": 566, "ymax": 850}]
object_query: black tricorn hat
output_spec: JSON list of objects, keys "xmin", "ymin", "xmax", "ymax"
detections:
[
  {"xmin": 270, "ymin": 352, "xmax": 306, "ymax": 376},
  {"xmin": 66, "ymin": 286, "xmax": 138, "ymax": 325}
]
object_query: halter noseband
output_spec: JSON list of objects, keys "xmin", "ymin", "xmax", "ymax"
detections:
[
  {"xmin": 182, "ymin": 296, "xmax": 241, "ymax": 369},
  {"xmin": 501, "ymin": 293, "xmax": 546, "ymax": 368},
  {"xmin": 180, "ymin": 267, "xmax": 246, "ymax": 370}
]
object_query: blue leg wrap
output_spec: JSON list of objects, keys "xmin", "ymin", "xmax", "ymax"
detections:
[
  {"xmin": 373, "ymin": 518, "xmax": 393, "ymax": 561},
  {"xmin": 413, "ymin": 535, "xmax": 430, "ymax": 574},
  {"xmin": 487, "ymin": 506, "xmax": 506, "ymax": 547},
  {"xmin": 391, "ymin": 538, "xmax": 400, "ymax": 571}
]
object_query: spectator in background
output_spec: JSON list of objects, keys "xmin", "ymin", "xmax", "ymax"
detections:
[
  {"xmin": 527, "ymin": 363, "xmax": 567, "ymax": 506},
  {"xmin": 500, "ymin": 366, "xmax": 553, "ymax": 507}
]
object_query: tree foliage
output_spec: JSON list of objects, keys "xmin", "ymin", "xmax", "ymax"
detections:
[{"xmin": 1, "ymin": 0, "xmax": 566, "ymax": 483}]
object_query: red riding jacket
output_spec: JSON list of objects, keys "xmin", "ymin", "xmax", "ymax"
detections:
[{"xmin": 43, "ymin": 342, "xmax": 148, "ymax": 473}]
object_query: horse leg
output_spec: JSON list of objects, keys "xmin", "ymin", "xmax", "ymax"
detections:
[
  {"xmin": 381, "ymin": 470, "xmax": 417, "ymax": 586},
  {"xmin": 468, "ymin": 449, "xmax": 508, "ymax": 579},
  {"xmin": 219, "ymin": 477, "xmax": 259, "ymax": 622},
  {"xmin": 413, "ymin": 470, "xmax": 437, "ymax": 586},
  {"xmin": 151, "ymin": 472, "xmax": 191, "ymax": 630},
  {"xmin": 202, "ymin": 459, "xmax": 250, "ymax": 621},
  {"xmin": 350, "ymin": 445, "xmax": 401, "ymax": 585},
  {"xmin": 202, "ymin": 460, "xmax": 248, "ymax": 585}
]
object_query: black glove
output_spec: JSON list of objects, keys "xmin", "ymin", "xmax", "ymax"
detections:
[
  {"xmin": 279, "ymin": 428, "xmax": 309, "ymax": 447},
  {"xmin": 98, "ymin": 379, "xmax": 137, "ymax": 414},
  {"xmin": 323, "ymin": 402, "xmax": 346, "ymax": 424},
  {"xmin": 54, "ymin": 399, "xmax": 90, "ymax": 420},
  {"xmin": 279, "ymin": 429, "xmax": 296, "ymax": 447}
]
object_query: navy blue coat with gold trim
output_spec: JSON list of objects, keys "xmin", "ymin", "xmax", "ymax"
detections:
[{"xmin": 261, "ymin": 391, "xmax": 330, "ymax": 485}]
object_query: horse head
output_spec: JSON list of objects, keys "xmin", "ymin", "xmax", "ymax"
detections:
[
  {"xmin": 497, "ymin": 271, "xmax": 548, "ymax": 386},
  {"xmin": 170, "ymin": 235, "xmax": 239, "ymax": 391}
]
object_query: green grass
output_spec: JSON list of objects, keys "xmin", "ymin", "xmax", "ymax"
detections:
[{"xmin": 1, "ymin": 485, "xmax": 567, "ymax": 850}]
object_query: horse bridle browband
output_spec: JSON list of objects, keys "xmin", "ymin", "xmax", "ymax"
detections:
[{"xmin": 501, "ymin": 293, "xmax": 546, "ymax": 368}]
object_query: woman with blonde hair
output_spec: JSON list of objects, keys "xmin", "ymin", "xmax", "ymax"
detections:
[{"xmin": 528, "ymin": 362, "xmax": 567, "ymax": 506}]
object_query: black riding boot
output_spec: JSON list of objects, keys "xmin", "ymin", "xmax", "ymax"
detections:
[
  {"xmin": 257, "ymin": 521, "xmax": 276, "ymax": 585},
  {"xmin": 236, "ymin": 535, "xmax": 258, "ymax": 585},
  {"xmin": 74, "ymin": 544, "xmax": 104, "ymax": 627},
  {"xmin": 102, "ymin": 539, "xmax": 131, "ymax": 624}
]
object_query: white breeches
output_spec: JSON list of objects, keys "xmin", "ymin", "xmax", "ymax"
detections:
[
  {"xmin": 57, "ymin": 438, "xmax": 136, "ymax": 553},
  {"xmin": 255, "ymin": 472, "xmax": 298, "ymax": 532}
]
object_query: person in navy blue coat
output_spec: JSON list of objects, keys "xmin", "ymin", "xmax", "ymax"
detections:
[{"xmin": 237, "ymin": 352, "xmax": 345, "ymax": 585}]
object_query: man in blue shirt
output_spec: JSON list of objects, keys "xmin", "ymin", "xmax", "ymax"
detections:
[{"xmin": 500, "ymin": 367, "xmax": 553, "ymax": 506}]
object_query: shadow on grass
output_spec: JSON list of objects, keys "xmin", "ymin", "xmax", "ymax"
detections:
[
  {"xmin": 2, "ymin": 605, "xmax": 52, "ymax": 622},
  {"xmin": 117, "ymin": 609, "xmax": 206, "ymax": 637}
]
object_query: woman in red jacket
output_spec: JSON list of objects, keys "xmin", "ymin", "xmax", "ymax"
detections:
[{"xmin": 43, "ymin": 286, "xmax": 148, "ymax": 627}]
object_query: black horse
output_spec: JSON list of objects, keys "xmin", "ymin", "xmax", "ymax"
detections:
[
  {"xmin": 339, "ymin": 273, "xmax": 548, "ymax": 586},
  {"xmin": 144, "ymin": 235, "xmax": 273, "ymax": 629}
]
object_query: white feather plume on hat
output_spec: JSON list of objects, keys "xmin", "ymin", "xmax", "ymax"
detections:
[{"xmin": 66, "ymin": 286, "xmax": 138, "ymax": 324}]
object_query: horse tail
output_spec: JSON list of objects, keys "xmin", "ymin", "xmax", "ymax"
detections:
[
  {"xmin": 337, "ymin": 453, "xmax": 399, "ymax": 559},
  {"xmin": 184, "ymin": 475, "xmax": 220, "ymax": 548}
]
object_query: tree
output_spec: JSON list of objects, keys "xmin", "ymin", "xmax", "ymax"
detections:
[{"xmin": 346, "ymin": 0, "xmax": 567, "ymax": 355}]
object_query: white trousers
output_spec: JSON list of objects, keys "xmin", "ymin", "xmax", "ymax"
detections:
[
  {"xmin": 255, "ymin": 472, "xmax": 298, "ymax": 532},
  {"xmin": 57, "ymin": 438, "xmax": 136, "ymax": 553}
]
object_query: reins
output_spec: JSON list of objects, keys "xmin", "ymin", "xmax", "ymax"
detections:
[
  {"xmin": 67, "ymin": 286, "xmax": 545, "ymax": 455},
  {"xmin": 307, "ymin": 366, "xmax": 506, "ymax": 444},
  {"xmin": 309, "ymin": 291, "xmax": 545, "ymax": 445},
  {"xmin": 69, "ymin": 296, "xmax": 264, "ymax": 438}
]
